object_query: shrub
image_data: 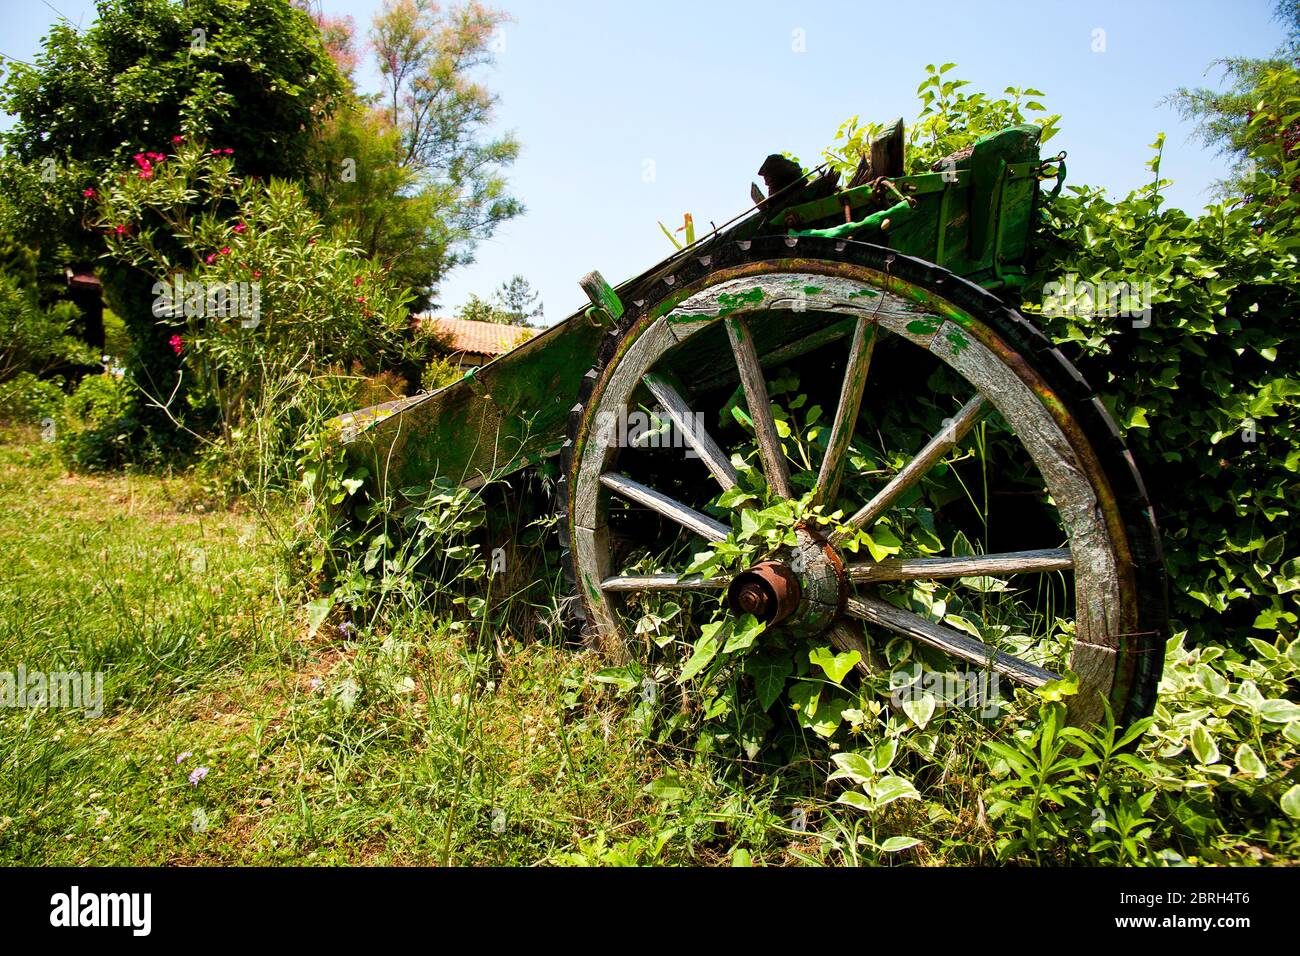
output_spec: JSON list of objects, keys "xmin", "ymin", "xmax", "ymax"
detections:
[
  {"xmin": 0, "ymin": 272, "xmax": 95, "ymax": 383},
  {"xmin": 0, "ymin": 372, "xmax": 66, "ymax": 427},
  {"xmin": 56, "ymin": 372, "xmax": 135, "ymax": 471}
]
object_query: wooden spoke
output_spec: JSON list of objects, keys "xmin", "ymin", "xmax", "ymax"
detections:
[
  {"xmin": 848, "ymin": 548, "xmax": 1072, "ymax": 584},
  {"xmin": 600, "ymin": 573, "xmax": 729, "ymax": 591},
  {"xmin": 831, "ymin": 394, "xmax": 989, "ymax": 545},
  {"xmin": 725, "ymin": 316, "xmax": 793, "ymax": 499},
  {"xmin": 642, "ymin": 372, "xmax": 739, "ymax": 491},
  {"xmin": 845, "ymin": 594, "xmax": 1060, "ymax": 688},
  {"xmin": 813, "ymin": 318, "xmax": 877, "ymax": 508},
  {"xmin": 600, "ymin": 472, "xmax": 730, "ymax": 542}
]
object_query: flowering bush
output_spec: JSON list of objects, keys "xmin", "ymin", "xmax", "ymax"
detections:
[{"xmin": 93, "ymin": 142, "xmax": 417, "ymax": 461}]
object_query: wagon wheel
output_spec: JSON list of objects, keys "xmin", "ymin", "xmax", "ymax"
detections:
[{"xmin": 561, "ymin": 236, "xmax": 1166, "ymax": 727}]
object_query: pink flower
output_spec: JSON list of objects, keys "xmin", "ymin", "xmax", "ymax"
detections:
[
  {"xmin": 204, "ymin": 253, "xmax": 216, "ymax": 265},
  {"xmin": 113, "ymin": 225, "xmax": 127, "ymax": 235},
  {"xmin": 169, "ymin": 335, "xmax": 183, "ymax": 356},
  {"xmin": 233, "ymin": 222, "xmax": 246, "ymax": 233},
  {"xmin": 220, "ymin": 246, "xmax": 230, "ymax": 255},
  {"xmin": 175, "ymin": 751, "xmax": 193, "ymax": 764},
  {"xmin": 353, "ymin": 277, "xmax": 362, "ymax": 286},
  {"xmin": 82, "ymin": 187, "xmax": 96, "ymax": 198},
  {"xmin": 252, "ymin": 270, "xmax": 261, "ymax": 279},
  {"xmin": 172, "ymin": 135, "xmax": 185, "ymax": 144},
  {"xmin": 356, "ymin": 295, "xmax": 366, "ymax": 303},
  {"xmin": 147, "ymin": 152, "xmax": 165, "ymax": 162},
  {"xmin": 223, "ymin": 148, "xmax": 234, "ymax": 155},
  {"xmin": 188, "ymin": 766, "xmax": 209, "ymax": 786}
]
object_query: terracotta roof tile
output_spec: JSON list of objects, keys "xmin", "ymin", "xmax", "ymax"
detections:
[{"xmin": 418, "ymin": 316, "xmax": 537, "ymax": 356}]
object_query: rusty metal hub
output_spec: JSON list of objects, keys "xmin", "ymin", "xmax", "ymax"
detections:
[
  {"xmin": 727, "ymin": 561, "xmax": 801, "ymax": 625},
  {"xmin": 727, "ymin": 526, "xmax": 845, "ymax": 633}
]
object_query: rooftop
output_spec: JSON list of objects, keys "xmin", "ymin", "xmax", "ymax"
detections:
[{"xmin": 418, "ymin": 316, "xmax": 538, "ymax": 357}]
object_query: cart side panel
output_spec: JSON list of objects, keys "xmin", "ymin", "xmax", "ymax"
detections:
[{"xmin": 346, "ymin": 313, "xmax": 607, "ymax": 489}]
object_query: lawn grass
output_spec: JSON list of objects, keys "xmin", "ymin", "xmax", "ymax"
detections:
[{"xmin": 0, "ymin": 434, "xmax": 792, "ymax": 865}]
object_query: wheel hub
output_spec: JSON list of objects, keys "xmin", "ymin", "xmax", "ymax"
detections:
[{"xmin": 726, "ymin": 527, "xmax": 844, "ymax": 633}]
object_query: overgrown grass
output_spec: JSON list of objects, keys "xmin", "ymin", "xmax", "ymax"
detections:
[
  {"xmin": 2, "ymin": 428, "xmax": 1296, "ymax": 866},
  {"xmin": 0, "ymin": 434, "xmax": 789, "ymax": 864}
]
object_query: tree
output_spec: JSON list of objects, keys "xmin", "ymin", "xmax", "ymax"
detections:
[
  {"xmin": 370, "ymin": 0, "xmax": 523, "ymax": 277},
  {"xmin": 1167, "ymin": 0, "xmax": 1299, "ymax": 196},
  {"xmin": 493, "ymin": 274, "xmax": 542, "ymax": 326},
  {"xmin": 0, "ymin": 0, "xmax": 348, "ymax": 447},
  {"xmin": 0, "ymin": 0, "xmax": 346, "ymax": 259},
  {"xmin": 453, "ymin": 293, "xmax": 509, "ymax": 324}
]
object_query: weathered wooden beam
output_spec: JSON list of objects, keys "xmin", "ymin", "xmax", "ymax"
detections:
[
  {"xmin": 845, "ymin": 594, "xmax": 1060, "ymax": 688},
  {"xmin": 600, "ymin": 472, "xmax": 730, "ymax": 542},
  {"xmin": 642, "ymin": 372, "xmax": 739, "ymax": 491},
  {"xmin": 600, "ymin": 573, "xmax": 729, "ymax": 591},
  {"xmin": 848, "ymin": 548, "xmax": 1073, "ymax": 584},
  {"xmin": 813, "ymin": 318, "xmax": 877, "ymax": 507},
  {"xmin": 725, "ymin": 316, "xmax": 793, "ymax": 499}
]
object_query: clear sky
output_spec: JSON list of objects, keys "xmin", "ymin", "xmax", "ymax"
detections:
[{"xmin": 0, "ymin": 0, "xmax": 1287, "ymax": 325}]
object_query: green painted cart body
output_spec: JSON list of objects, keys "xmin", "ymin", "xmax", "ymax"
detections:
[{"xmin": 338, "ymin": 124, "xmax": 1052, "ymax": 491}]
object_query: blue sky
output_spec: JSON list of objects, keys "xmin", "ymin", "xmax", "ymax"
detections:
[{"xmin": 0, "ymin": 0, "xmax": 1287, "ymax": 325}]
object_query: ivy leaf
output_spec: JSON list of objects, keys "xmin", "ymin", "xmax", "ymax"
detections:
[
  {"xmin": 1190, "ymin": 723, "xmax": 1220, "ymax": 765},
  {"xmin": 1282, "ymin": 785, "xmax": 1300, "ymax": 820},
  {"xmin": 678, "ymin": 622, "xmax": 723, "ymax": 683},
  {"xmin": 747, "ymin": 654, "xmax": 792, "ymax": 710},
  {"xmin": 809, "ymin": 644, "xmax": 860, "ymax": 684},
  {"xmin": 723, "ymin": 613, "xmax": 764, "ymax": 654},
  {"xmin": 902, "ymin": 692, "xmax": 937, "ymax": 728}
]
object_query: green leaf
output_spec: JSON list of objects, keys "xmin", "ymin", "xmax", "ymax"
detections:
[
  {"xmin": 1190, "ymin": 723, "xmax": 1220, "ymax": 765},
  {"xmin": 829, "ymin": 752, "xmax": 874, "ymax": 785},
  {"xmin": 747, "ymin": 654, "xmax": 792, "ymax": 710},
  {"xmin": 644, "ymin": 773, "xmax": 686, "ymax": 802},
  {"xmin": 1234, "ymin": 742, "xmax": 1267, "ymax": 778},
  {"xmin": 1282, "ymin": 785, "xmax": 1300, "ymax": 819},
  {"xmin": 1261, "ymin": 699, "xmax": 1300, "ymax": 723},
  {"xmin": 592, "ymin": 667, "xmax": 640, "ymax": 694},
  {"xmin": 809, "ymin": 644, "xmax": 860, "ymax": 684},
  {"xmin": 902, "ymin": 692, "xmax": 937, "ymax": 728},
  {"xmin": 867, "ymin": 775, "xmax": 921, "ymax": 806},
  {"xmin": 723, "ymin": 613, "xmax": 764, "ymax": 654},
  {"xmin": 305, "ymin": 596, "xmax": 333, "ymax": 639},
  {"xmin": 837, "ymin": 791, "xmax": 874, "ymax": 812},
  {"xmin": 873, "ymin": 737, "xmax": 898, "ymax": 773},
  {"xmin": 879, "ymin": 835, "xmax": 923, "ymax": 852},
  {"xmin": 678, "ymin": 623, "xmax": 722, "ymax": 683}
]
